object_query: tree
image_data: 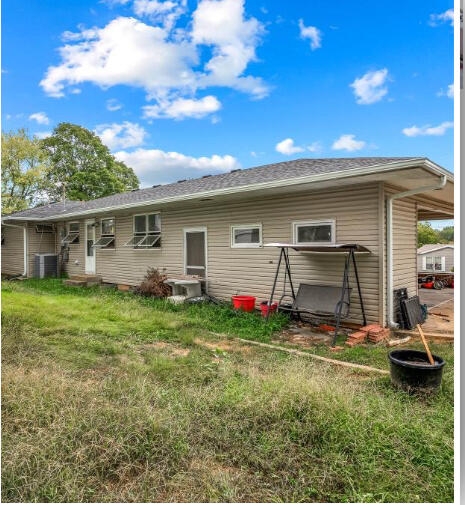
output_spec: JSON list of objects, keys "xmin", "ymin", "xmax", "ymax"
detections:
[
  {"xmin": 417, "ymin": 222, "xmax": 440, "ymax": 247},
  {"xmin": 1, "ymin": 129, "xmax": 50, "ymax": 214},
  {"xmin": 438, "ymin": 225, "xmax": 454, "ymax": 243},
  {"xmin": 41, "ymin": 123, "xmax": 139, "ymax": 201}
]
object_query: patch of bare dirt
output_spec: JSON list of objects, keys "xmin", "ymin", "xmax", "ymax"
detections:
[
  {"xmin": 193, "ymin": 338, "xmax": 252, "ymax": 354},
  {"xmin": 135, "ymin": 342, "xmax": 191, "ymax": 358},
  {"xmin": 276, "ymin": 323, "xmax": 334, "ymax": 348}
]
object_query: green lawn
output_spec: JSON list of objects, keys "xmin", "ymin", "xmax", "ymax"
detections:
[{"xmin": 1, "ymin": 279, "xmax": 454, "ymax": 502}]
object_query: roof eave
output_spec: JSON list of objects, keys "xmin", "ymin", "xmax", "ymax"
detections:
[{"xmin": 2, "ymin": 158, "xmax": 452, "ymax": 222}]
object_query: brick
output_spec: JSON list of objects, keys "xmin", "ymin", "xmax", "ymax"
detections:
[
  {"xmin": 319, "ymin": 324, "xmax": 336, "ymax": 332},
  {"xmin": 348, "ymin": 331, "xmax": 367, "ymax": 340},
  {"xmin": 360, "ymin": 324, "xmax": 382, "ymax": 332}
]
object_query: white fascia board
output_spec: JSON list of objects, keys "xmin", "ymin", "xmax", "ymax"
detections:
[{"xmin": 2, "ymin": 158, "xmax": 453, "ymax": 222}]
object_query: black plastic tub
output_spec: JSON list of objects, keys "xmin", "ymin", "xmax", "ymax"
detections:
[{"xmin": 388, "ymin": 349, "xmax": 445, "ymax": 394}]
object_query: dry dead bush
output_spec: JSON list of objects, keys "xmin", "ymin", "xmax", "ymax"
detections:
[{"xmin": 135, "ymin": 268, "xmax": 172, "ymax": 298}]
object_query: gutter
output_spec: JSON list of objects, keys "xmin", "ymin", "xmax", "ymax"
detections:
[
  {"xmin": 2, "ymin": 158, "xmax": 453, "ymax": 222},
  {"xmin": 2, "ymin": 222, "xmax": 28, "ymax": 276},
  {"xmin": 386, "ymin": 175, "xmax": 447, "ymax": 328}
]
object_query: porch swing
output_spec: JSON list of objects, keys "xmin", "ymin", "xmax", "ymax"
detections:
[{"xmin": 264, "ymin": 243, "xmax": 370, "ymax": 345}]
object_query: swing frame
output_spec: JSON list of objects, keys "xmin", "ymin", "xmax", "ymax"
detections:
[{"xmin": 264, "ymin": 243, "xmax": 369, "ymax": 345}]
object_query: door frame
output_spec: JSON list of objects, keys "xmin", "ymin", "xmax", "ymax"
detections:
[
  {"xmin": 85, "ymin": 218, "xmax": 96, "ymax": 274},
  {"xmin": 183, "ymin": 227, "xmax": 208, "ymax": 281}
]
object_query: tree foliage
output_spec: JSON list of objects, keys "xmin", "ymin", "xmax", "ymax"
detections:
[
  {"xmin": 1, "ymin": 129, "xmax": 49, "ymax": 214},
  {"xmin": 417, "ymin": 222, "xmax": 440, "ymax": 247},
  {"xmin": 438, "ymin": 226, "xmax": 454, "ymax": 243},
  {"xmin": 40, "ymin": 123, "xmax": 139, "ymax": 201},
  {"xmin": 418, "ymin": 222, "xmax": 454, "ymax": 247}
]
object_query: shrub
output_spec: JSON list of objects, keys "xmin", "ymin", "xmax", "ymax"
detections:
[{"xmin": 135, "ymin": 268, "xmax": 172, "ymax": 298}]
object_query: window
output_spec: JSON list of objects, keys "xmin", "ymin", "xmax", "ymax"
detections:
[
  {"xmin": 231, "ymin": 224, "xmax": 262, "ymax": 248},
  {"xmin": 62, "ymin": 222, "xmax": 80, "ymax": 244},
  {"xmin": 424, "ymin": 255, "xmax": 445, "ymax": 271},
  {"xmin": 93, "ymin": 218, "xmax": 115, "ymax": 249},
  {"xmin": 124, "ymin": 213, "xmax": 161, "ymax": 248},
  {"xmin": 35, "ymin": 224, "xmax": 54, "ymax": 233},
  {"xmin": 425, "ymin": 256, "xmax": 434, "ymax": 270},
  {"xmin": 293, "ymin": 220, "xmax": 335, "ymax": 245}
]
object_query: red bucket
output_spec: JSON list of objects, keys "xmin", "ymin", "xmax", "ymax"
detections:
[
  {"xmin": 232, "ymin": 295, "xmax": 256, "ymax": 312},
  {"xmin": 260, "ymin": 301, "xmax": 278, "ymax": 317}
]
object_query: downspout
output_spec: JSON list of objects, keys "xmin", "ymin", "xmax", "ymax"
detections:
[
  {"xmin": 2, "ymin": 222, "xmax": 28, "ymax": 277},
  {"xmin": 386, "ymin": 175, "xmax": 447, "ymax": 328}
]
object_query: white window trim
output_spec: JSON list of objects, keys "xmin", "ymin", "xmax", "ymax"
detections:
[
  {"xmin": 424, "ymin": 255, "xmax": 434, "ymax": 271},
  {"xmin": 292, "ymin": 219, "xmax": 336, "ymax": 246},
  {"xmin": 129, "ymin": 212, "xmax": 161, "ymax": 249},
  {"xmin": 230, "ymin": 223, "xmax": 262, "ymax": 248},
  {"xmin": 62, "ymin": 221, "xmax": 80, "ymax": 245}
]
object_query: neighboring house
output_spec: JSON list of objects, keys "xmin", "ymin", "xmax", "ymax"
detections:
[
  {"xmin": 417, "ymin": 244, "xmax": 454, "ymax": 273},
  {"xmin": 1, "ymin": 157, "xmax": 454, "ymax": 327}
]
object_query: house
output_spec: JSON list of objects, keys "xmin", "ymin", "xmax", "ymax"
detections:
[
  {"xmin": 417, "ymin": 244, "xmax": 454, "ymax": 273},
  {"xmin": 1, "ymin": 157, "xmax": 454, "ymax": 327}
]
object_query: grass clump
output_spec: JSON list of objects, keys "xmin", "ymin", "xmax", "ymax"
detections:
[{"xmin": 1, "ymin": 279, "xmax": 454, "ymax": 502}]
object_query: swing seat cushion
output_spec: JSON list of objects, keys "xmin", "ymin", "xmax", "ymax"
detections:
[{"xmin": 282, "ymin": 284, "xmax": 352, "ymax": 319}]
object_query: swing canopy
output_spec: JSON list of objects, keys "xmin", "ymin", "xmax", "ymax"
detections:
[{"xmin": 264, "ymin": 243, "xmax": 371, "ymax": 253}]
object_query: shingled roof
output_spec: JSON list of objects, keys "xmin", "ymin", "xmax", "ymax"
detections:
[
  {"xmin": 417, "ymin": 243, "xmax": 454, "ymax": 254},
  {"xmin": 2, "ymin": 157, "xmax": 439, "ymax": 220}
]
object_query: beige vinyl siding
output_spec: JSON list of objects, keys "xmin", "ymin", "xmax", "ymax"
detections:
[
  {"xmin": 392, "ymin": 197, "xmax": 418, "ymax": 296},
  {"xmin": 418, "ymin": 247, "xmax": 454, "ymax": 272},
  {"xmin": 1, "ymin": 225, "xmax": 25, "ymax": 275},
  {"xmin": 26, "ymin": 223, "xmax": 56, "ymax": 276},
  {"xmin": 59, "ymin": 221, "xmax": 86, "ymax": 277},
  {"xmin": 94, "ymin": 183, "xmax": 382, "ymax": 323}
]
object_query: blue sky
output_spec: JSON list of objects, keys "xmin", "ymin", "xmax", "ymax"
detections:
[{"xmin": 2, "ymin": 0, "xmax": 454, "ymax": 220}]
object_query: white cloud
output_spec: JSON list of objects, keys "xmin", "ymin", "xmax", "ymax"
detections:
[
  {"xmin": 94, "ymin": 121, "xmax": 147, "ymax": 149},
  {"xmin": 34, "ymin": 131, "xmax": 52, "ymax": 139},
  {"xmin": 143, "ymin": 95, "xmax": 221, "ymax": 119},
  {"xmin": 70, "ymin": 88, "xmax": 82, "ymax": 94},
  {"xmin": 275, "ymin": 138, "xmax": 305, "ymax": 155},
  {"xmin": 41, "ymin": 17, "xmax": 197, "ymax": 99},
  {"xmin": 350, "ymin": 68, "xmax": 389, "ymax": 105},
  {"xmin": 133, "ymin": 0, "xmax": 186, "ymax": 30},
  {"xmin": 298, "ymin": 19, "xmax": 322, "ymax": 50},
  {"xmin": 114, "ymin": 148, "xmax": 240, "ymax": 185},
  {"xmin": 429, "ymin": 9, "xmax": 454, "ymax": 27},
  {"xmin": 437, "ymin": 84, "xmax": 454, "ymax": 99},
  {"xmin": 402, "ymin": 121, "xmax": 453, "ymax": 137},
  {"xmin": 106, "ymin": 98, "xmax": 123, "ymax": 111},
  {"xmin": 29, "ymin": 112, "xmax": 50, "ymax": 125},
  {"xmin": 192, "ymin": 0, "xmax": 269, "ymax": 98},
  {"xmin": 307, "ymin": 141, "xmax": 322, "ymax": 153},
  {"xmin": 41, "ymin": 0, "xmax": 269, "ymax": 113},
  {"xmin": 332, "ymin": 134, "xmax": 366, "ymax": 152}
]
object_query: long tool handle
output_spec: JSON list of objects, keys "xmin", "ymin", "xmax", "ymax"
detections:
[{"xmin": 417, "ymin": 324, "xmax": 435, "ymax": 365}]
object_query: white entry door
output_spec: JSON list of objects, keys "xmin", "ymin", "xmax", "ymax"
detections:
[
  {"xmin": 184, "ymin": 228, "xmax": 207, "ymax": 279},
  {"xmin": 85, "ymin": 219, "xmax": 96, "ymax": 274}
]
